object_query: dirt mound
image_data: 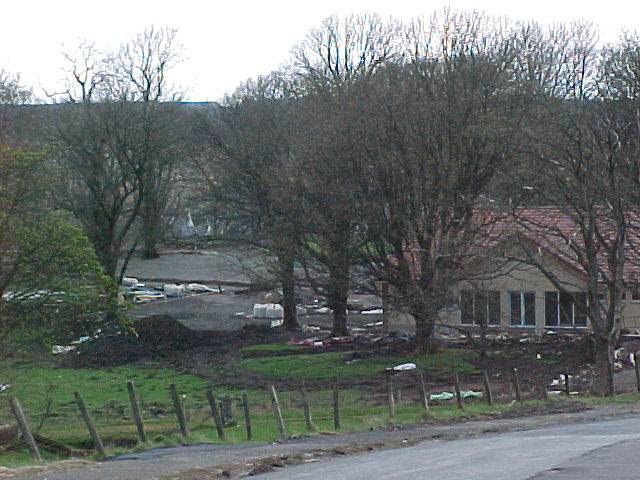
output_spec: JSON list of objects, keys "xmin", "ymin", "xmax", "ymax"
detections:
[
  {"xmin": 134, "ymin": 315, "xmax": 199, "ymax": 346},
  {"xmin": 64, "ymin": 315, "xmax": 205, "ymax": 368},
  {"xmin": 64, "ymin": 317, "xmax": 283, "ymax": 368}
]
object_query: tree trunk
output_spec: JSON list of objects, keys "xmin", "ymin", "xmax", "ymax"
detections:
[
  {"xmin": 96, "ymin": 248, "xmax": 119, "ymax": 281},
  {"xmin": 593, "ymin": 336, "xmax": 615, "ymax": 396},
  {"xmin": 328, "ymin": 265, "xmax": 349, "ymax": 337},
  {"xmin": 279, "ymin": 256, "xmax": 299, "ymax": 330},
  {"xmin": 141, "ymin": 236, "xmax": 159, "ymax": 259},
  {"xmin": 330, "ymin": 296, "xmax": 348, "ymax": 337},
  {"xmin": 141, "ymin": 201, "xmax": 161, "ymax": 259},
  {"xmin": 412, "ymin": 306, "xmax": 437, "ymax": 353}
]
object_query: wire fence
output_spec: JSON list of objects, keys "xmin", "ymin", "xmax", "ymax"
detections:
[{"xmin": 0, "ymin": 363, "xmax": 594, "ymax": 462}]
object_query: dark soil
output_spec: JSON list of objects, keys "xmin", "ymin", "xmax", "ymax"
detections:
[
  {"xmin": 63, "ymin": 316, "xmax": 286, "ymax": 368},
  {"xmin": 63, "ymin": 313, "xmax": 640, "ymax": 401}
]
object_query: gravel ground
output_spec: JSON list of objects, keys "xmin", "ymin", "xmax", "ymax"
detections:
[
  {"xmin": 123, "ymin": 247, "xmax": 383, "ymax": 331},
  {"xmin": 119, "ymin": 246, "xmax": 266, "ymax": 286}
]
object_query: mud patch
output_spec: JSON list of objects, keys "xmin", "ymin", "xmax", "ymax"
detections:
[{"xmin": 64, "ymin": 319, "xmax": 284, "ymax": 368}]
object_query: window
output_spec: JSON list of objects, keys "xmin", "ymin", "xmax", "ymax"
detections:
[
  {"xmin": 625, "ymin": 291, "xmax": 640, "ymax": 301},
  {"xmin": 460, "ymin": 290, "xmax": 501, "ymax": 325},
  {"xmin": 544, "ymin": 292, "xmax": 587, "ymax": 328},
  {"xmin": 509, "ymin": 291, "xmax": 536, "ymax": 326}
]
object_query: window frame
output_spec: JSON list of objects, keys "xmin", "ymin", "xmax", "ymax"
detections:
[
  {"xmin": 624, "ymin": 290, "xmax": 640, "ymax": 302},
  {"xmin": 509, "ymin": 290, "xmax": 536, "ymax": 327},
  {"xmin": 460, "ymin": 290, "xmax": 501, "ymax": 326},
  {"xmin": 544, "ymin": 291, "xmax": 588, "ymax": 328}
]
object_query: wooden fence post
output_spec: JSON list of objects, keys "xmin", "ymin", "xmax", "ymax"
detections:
[
  {"xmin": 299, "ymin": 380, "xmax": 315, "ymax": 432},
  {"xmin": 206, "ymin": 389, "xmax": 226, "ymax": 441},
  {"xmin": 607, "ymin": 360, "xmax": 615, "ymax": 397},
  {"xmin": 74, "ymin": 392, "xmax": 107, "ymax": 460},
  {"xmin": 268, "ymin": 385, "xmax": 286, "ymax": 441},
  {"xmin": 481, "ymin": 368, "xmax": 493, "ymax": 405},
  {"xmin": 540, "ymin": 381, "xmax": 549, "ymax": 401},
  {"xmin": 126, "ymin": 381, "xmax": 146, "ymax": 443},
  {"xmin": 332, "ymin": 377, "xmax": 341, "ymax": 430},
  {"xmin": 634, "ymin": 354, "xmax": 640, "ymax": 393},
  {"xmin": 453, "ymin": 372, "xmax": 464, "ymax": 410},
  {"xmin": 387, "ymin": 376, "xmax": 396, "ymax": 421},
  {"xmin": 512, "ymin": 368, "xmax": 522, "ymax": 403},
  {"xmin": 8, "ymin": 397, "xmax": 41, "ymax": 461},
  {"xmin": 417, "ymin": 371, "xmax": 429, "ymax": 410},
  {"xmin": 169, "ymin": 384, "xmax": 189, "ymax": 438},
  {"xmin": 242, "ymin": 392, "xmax": 252, "ymax": 441}
]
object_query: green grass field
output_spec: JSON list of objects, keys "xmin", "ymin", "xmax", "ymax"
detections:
[
  {"xmin": 238, "ymin": 347, "xmax": 478, "ymax": 379},
  {"xmin": 1, "ymin": 345, "xmax": 634, "ymax": 469}
]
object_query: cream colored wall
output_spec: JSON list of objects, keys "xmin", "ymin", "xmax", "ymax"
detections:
[
  {"xmin": 440, "ymin": 254, "xmax": 591, "ymax": 334},
  {"xmin": 621, "ymin": 299, "xmax": 640, "ymax": 331},
  {"xmin": 435, "ymin": 246, "xmax": 640, "ymax": 332}
]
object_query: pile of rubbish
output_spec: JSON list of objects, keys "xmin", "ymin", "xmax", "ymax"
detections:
[
  {"xmin": 121, "ymin": 277, "xmax": 223, "ymax": 303},
  {"xmin": 51, "ymin": 334, "xmax": 96, "ymax": 355}
]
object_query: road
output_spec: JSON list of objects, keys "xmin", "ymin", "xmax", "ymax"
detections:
[{"xmin": 255, "ymin": 417, "xmax": 640, "ymax": 480}]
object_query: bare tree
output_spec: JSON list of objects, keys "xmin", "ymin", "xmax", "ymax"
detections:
[
  {"xmin": 511, "ymin": 103, "xmax": 639, "ymax": 395},
  {"xmin": 289, "ymin": 90, "xmax": 373, "ymax": 336},
  {"xmin": 507, "ymin": 31, "xmax": 640, "ymax": 395},
  {"xmin": 57, "ymin": 40, "xmax": 111, "ymax": 103},
  {"xmin": 53, "ymin": 27, "xmax": 186, "ymax": 276},
  {"xmin": 205, "ymin": 74, "xmax": 303, "ymax": 330},
  {"xmin": 53, "ymin": 100, "xmax": 145, "ymax": 279},
  {"xmin": 290, "ymin": 13, "xmax": 401, "ymax": 90},
  {"xmin": 0, "ymin": 70, "xmax": 34, "ymax": 144},
  {"xmin": 510, "ymin": 21, "xmax": 598, "ymax": 99},
  {"xmin": 352, "ymin": 12, "xmax": 526, "ymax": 350},
  {"xmin": 116, "ymin": 26, "xmax": 186, "ymax": 259},
  {"xmin": 284, "ymin": 14, "xmax": 401, "ymax": 336},
  {"xmin": 0, "ymin": 70, "xmax": 32, "ymax": 105}
]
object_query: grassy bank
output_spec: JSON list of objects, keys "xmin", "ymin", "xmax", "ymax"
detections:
[
  {"xmin": 238, "ymin": 346, "xmax": 478, "ymax": 379},
  {"xmin": 1, "ymin": 345, "xmax": 636, "ymax": 468}
]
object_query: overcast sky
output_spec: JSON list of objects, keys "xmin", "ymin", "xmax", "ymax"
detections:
[{"xmin": 3, "ymin": 0, "xmax": 639, "ymax": 102}]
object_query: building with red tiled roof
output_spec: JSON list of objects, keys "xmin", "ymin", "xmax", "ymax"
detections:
[{"xmin": 436, "ymin": 207, "xmax": 640, "ymax": 334}]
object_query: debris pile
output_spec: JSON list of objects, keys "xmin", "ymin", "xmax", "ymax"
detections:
[{"xmin": 121, "ymin": 277, "xmax": 223, "ymax": 303}]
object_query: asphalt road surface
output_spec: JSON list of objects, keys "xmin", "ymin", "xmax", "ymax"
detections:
[
  {"xmin": 256, "ymin": 417, "xmax": 640, "ymax": 480},
  {"xmin": 122, "ymin": 248, "xmax": 383, "ymax": 331}
]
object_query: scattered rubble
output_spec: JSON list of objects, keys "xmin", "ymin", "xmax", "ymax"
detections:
[
  {"xmin": 253, "ymin": 303, "xmax": 284, "ymax": 319},
  {"xmin": 429, "ymin": 390, "xmax": 483, "ymax": 401},
  {"xmin": 389, "ymin": 363, "xmax": 417, "ymax": 372},
  {"xmin": 52, "ymin": 345, "xmax": 75, "ymax": 355},
  {"xmin": 362, "ymin": 308, "xmax": 384, "ymax": 315},
  {"xmin": 121, "ymin": 279, "xmax": 223, "ymax": 304}
]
